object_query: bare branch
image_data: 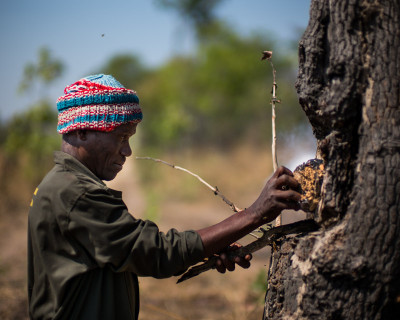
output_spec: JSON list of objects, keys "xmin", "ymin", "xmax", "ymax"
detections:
[
  {"xmin": 136, "ymin": 156, "xmax": 242, "ymax": 213},
  {"xmin": 261, "ymin": 50, "xmax": 281, "ymax": 226},
  {"xmin": 270, "ymin": 61, "xmax": 279, "ymax": 173},
  {"xmin": 177, "ymin": 219, "xmax": 320, "ymax": 283}
]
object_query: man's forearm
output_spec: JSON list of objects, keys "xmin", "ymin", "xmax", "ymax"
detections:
[{"xmin": 196, "ymin": 207, "xmax": 267, "ymax": 258}]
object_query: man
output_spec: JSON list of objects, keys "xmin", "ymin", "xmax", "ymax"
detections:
[{"xmin": 28, "ymin": 74, "xmax": 301, "ymax": 319}]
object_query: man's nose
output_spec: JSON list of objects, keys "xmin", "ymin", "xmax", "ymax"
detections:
[{"xmin": 121, "ymin": 141, "xmax": 132, "ymax": 157}]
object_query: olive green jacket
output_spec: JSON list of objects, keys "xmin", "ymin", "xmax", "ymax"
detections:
[{"xmin": 28, "ymin": 152, "xmax": 204, "ymax": 320}]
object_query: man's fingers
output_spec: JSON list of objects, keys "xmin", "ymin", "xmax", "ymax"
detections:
[
  {"xmin": 227, "ymin": 242, "xmax": 242, "ymax": 251},
  {"xmin": 214, "ymin": 245, "xmax": 252, "ymax": 273},
  {"xmin": 233, "ymin": 253, "xmax": 252, "ymax": 269},
  {"xmin": 215, "ymin": 258, "xmax": 226, "ymax": 273},
  {"xmin": 274, "ymin": 166, "xmax": 294, "ymax": 178},
  {"xmin": 276, "ymin": 174, "xmax": 299, "ymax": 190},
  {"xmin": 219, "ymin": 253, "xmax": 235, "ymax": 272},
  {"xmin": 228, "ymin": 243, "xmax": 251, "ymax": 268},
  {"xmin": 275, "ymin": 190, "xmax": 301, "ymax": 210},
  {"xmin": 276, "ymin": 189, "xmax": 301, "ymax": 202}
]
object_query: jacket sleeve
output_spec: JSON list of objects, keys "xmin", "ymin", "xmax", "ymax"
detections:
[{"xmin": 65, "ymin": 186, "xmax": 205, "ymax": 278}]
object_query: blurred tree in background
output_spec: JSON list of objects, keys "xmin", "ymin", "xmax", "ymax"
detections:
[
  {"xmin": 92, "ymin": 0, "xmax": 308, "ymax": 152},
  {"xmin": 0, "ymin": 48, "xmax": 62, "ymax": 213},
  {"xmin": 100, "ymin": 54, "xmax": 148, "ymax": 89},
  {"xmin": 102, "ymin": 24, "xmax": 306, "ymax": 151},
  {"xmin": 18, "ymin": 47, "xmax": 64, "ymax": 94},
  {"xmin": 1, "ymin": 101, "xmax": 59, "ymax": 180},
  {"xmin": 154, "ymin": 0, "xmax": 226, "ymax": 38}
]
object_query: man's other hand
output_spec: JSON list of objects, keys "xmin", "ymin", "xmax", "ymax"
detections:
[{"xmin": 214, "ymin": 243, "xmax": 252, "ymax": 273}]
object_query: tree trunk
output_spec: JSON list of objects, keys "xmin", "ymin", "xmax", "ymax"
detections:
[{"xmin": 263, "ymin": 0, "xmax": 400, "ymax": 319}]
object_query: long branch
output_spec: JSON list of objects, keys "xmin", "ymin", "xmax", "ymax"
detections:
[
  {"xmin": 262, "ymin": 51, "xmax": 281, "ymax": 226},
  {"xmin": 271, "ymin": 62, "xmax": 278, "ymax": 172},
  {"xmin": 135, "ymin": 156, "xmax": 241, "ymax": 212},
  {"xmin": 177, "ymin": 219, "xmax": 320, "ymax": 283},
  {"xmin": 270, "ymin": 60, "xmax": 281, "ymax": 227}
]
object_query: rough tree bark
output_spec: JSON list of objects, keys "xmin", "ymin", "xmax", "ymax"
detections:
[{"xmin": 263, "ymin": 0, "xmax": 400, "ymax": 319}]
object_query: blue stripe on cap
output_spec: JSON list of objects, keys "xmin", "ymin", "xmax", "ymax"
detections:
[
  {"xmin": 57, "ymin": 112, "xmax": 143, "ymax": 132},
  {"xmin": 57, "ymin": 93, "xmax": 139, "ymax": 111}
]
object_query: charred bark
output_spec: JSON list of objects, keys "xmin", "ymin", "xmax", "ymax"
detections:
[{"xmin": 263, "ymin": 0, "xmax": 400, "ymax": 319}]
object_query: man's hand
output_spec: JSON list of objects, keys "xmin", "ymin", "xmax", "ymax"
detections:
[
  {"xmin": 197, "ymin": 167, "xmax": 301, "ymax": 259},
  {"xmin": 248, "ymin": 166, "xmax": 301, "ymax": 223},
  {"xmin": 214, "ymin": 243, "xmax": 252, "ymax": 273}
]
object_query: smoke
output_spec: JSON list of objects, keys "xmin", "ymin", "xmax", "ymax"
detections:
[{"xmin": 277, "ymin": 125, "xmax": 317, "ymax": 171}]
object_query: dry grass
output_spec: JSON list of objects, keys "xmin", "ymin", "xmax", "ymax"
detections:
[{"xmin": 0, "ymin": 212, "xmax": 29, "ymax": 320}]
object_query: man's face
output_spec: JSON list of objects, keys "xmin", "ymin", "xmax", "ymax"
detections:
[{"xmin": 82, "ymin": 123, "xmax": 138, "ymax": 181}]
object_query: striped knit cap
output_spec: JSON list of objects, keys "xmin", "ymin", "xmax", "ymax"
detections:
[{"xmin": 56, "ymin": 74, "xmax": 142, "ymax": 134}]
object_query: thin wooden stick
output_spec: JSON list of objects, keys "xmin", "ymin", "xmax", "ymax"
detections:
[
  {"xmin": 261, "ymin": 50, "xmax": 281, "ymax": 226},
  {"xmin": 177, "ymin": 219, "xmax": 320, "ymax": 283},
  {"xmin": 271, "ymin": 63, "xmax": 279, "ymax": 173},
  {"xmin": 136, "ymin": 156, "xmax": 265, "ymax": 240},
  {"xmin": 136, "ymin": 156, "xmax": 241, "ymax": 213}
]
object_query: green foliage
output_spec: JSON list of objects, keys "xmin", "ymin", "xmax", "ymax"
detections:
[
  {"xmin": 130, "ymin": 24, "xmax": 306, "ymax": 150},
  {"xmin": 134, "ymin": 2, "xmax": 308, "ymax": 151},
  {"xmin": 18, "ymin": 47, "xmax": 64, "ymax": 94},
  {"xmin": 137, "ymin": 56, "xmax": 198, "ymax": 148},
  {"xmin": 143, "ymin": 190, "xmax": 161, "ymax": 222},
  {"xmin": 99, "ymin": 54, "xmax": 147, "ymax": 89},
  {"xmin": 0, "ymin": 101, "xmax": 60, "ymax": 212},
  {"xmin": 11, "ymin": 45, "xmax": 63, "ymax": 183},
  {"xmin": 154, "ymin": 0, "xmax": 226, "ymax": 37},
  {"xmin": 250, "ymin": 267, "xmax": 269, "ymax": 304},
  {"xmin": 252, "ymin": 267, "xmax": 268, "ymax": 292},
  {"xmin": 1, "ymin": 101, "xmax": 60, "ymax": 182},
  {"xmin": 0, "ymin": 46, "xmax": 63, "ymax": 208},
  {"xmin": 98, "ymin": 25, "xmax": 307, "ymax": 151}
]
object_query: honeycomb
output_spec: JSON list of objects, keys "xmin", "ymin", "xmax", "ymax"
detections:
[{"xmin": 293, "ymin": 159, "xmax": 324, "ymax": 212}]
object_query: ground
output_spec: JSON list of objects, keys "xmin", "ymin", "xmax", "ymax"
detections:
[{"xmin": 0, "ymin": 145, "xmax": 307, "ymax": 319}]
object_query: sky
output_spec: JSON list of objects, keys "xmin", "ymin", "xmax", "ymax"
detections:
[{"xmin": 0, "ymin": 0, "xmax": 311, "ymax": 121}]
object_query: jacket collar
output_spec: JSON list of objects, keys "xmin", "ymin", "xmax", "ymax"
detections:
[{"xmin": 54, "ymin": 151, "xmax": 106, "ymax": 187}]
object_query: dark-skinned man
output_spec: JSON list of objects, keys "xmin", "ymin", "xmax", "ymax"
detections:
[{"xmin": 28, "ymin": 74, "xmax": 301, "ymax": 320}]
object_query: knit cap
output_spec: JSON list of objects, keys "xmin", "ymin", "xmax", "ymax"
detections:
[{"xmin": 56, "ymin": 74, "xmax": 142, "ymax": 134}]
